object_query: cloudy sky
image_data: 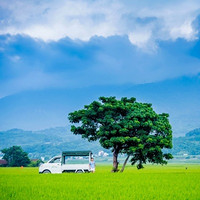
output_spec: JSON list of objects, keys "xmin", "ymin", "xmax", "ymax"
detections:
[{"xmin": 0, "ymin": 0, "xmax": 200, "ymax": 98}]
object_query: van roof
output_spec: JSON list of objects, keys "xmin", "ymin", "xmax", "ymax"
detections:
[{"xmin": 62, "ymin": 151, "xmax": 92, "ymax": 156}]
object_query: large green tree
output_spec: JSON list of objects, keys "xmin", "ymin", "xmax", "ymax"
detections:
[
  {"xmin": 1, "ymin": 146, "xmax": 30, "ymax": 167},
  {"xmin": 68, "ymin": 97, "xmax": 173, "ymax": 172}
]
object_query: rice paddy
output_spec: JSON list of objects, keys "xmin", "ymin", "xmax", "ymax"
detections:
[{"xmin": 0, "ymin": 164, "xmax": 200, "ymax": 200}]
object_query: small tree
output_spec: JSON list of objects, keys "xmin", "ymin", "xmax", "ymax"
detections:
[
  {"xmin": 1, "ymin": 146, "xmax": 30, "ymax": 167},
  {"xmin": 29, "ymin": 159, "xmax": 43, "ymax": 167},
  {"xmin": 69, "ymin": 97, "xmax": 173, "ymax": 172}
]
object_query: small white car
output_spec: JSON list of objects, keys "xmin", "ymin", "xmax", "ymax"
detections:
[{"xmin": 39, "ymin": 151, "xmax": 92, "ymax": 174}]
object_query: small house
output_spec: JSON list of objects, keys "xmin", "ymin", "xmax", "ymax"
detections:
[{"xmin": 0, "ymin": 159, "xmax": 7, "ymax": 166}]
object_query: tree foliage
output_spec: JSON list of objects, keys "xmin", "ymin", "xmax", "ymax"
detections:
[
  {"xmin": 29, "ymin": 159, "xmax": 43, "ymax": 167},
  {"xmin": 68, "ymin": 96, "xmax": 173, "ymax": 171},
  {"xmin": 1, "ymin": 146, "xmax": 30, "ymax": 167}
]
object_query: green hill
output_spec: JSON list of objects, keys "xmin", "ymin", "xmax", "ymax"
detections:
[
  {"xmin": 1, "ymin": 127, "xmax": 200, "ymax": 159},
  {"xmin": 0, "ymin": 127, "xmax": 103, "ymax": 159},
  {"xmin": 170, "ymin": 128, "xmax": 200, "ymax": 155},
  {"xmin": 186, "ymin": 128, "xmax": 200, "ymax": 137}
]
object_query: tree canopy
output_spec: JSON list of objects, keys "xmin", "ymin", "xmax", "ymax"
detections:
[
  {"xmin": 1, "ymin": 146, "xmax": 30, "ymax": 167},
  {"xmin": 68, "ymin": 96, "xmax": 173, "ymax": 172}
]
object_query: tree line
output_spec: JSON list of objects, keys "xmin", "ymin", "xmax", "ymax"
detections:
[{"xmin": 1, "ymin": 146, "xmax": 42, "ymax": 167}]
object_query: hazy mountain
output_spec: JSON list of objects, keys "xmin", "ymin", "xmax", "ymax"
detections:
[
  {"xmin": 0, "ymin": 75, "xmax": 200, "ymax": 136},
  {"xmin": 172, "ymin": 128, "xmax": 200, "ymax": 155},
  {"xmin": 186, "ymin": 128, "xmax": 200, "ymax": 137},
  {"xmin": 0, "ymin": 127, "xmax": 102, "ymax": 159},
  {"xmin": 0, "ymin": 127, "xmax": 200, "ymax": 159}
]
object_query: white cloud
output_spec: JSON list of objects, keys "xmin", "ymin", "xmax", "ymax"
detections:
[
  {"xmin": 128, "ymin": 28, "xmax": 153, "ymax": 50},
  {"xmin": 9, "ymin": 55, "xmax": 21, "ymax": 62},
  {"xmin": 170, "ymin": 20, "xmax": 197, "ymax": 40},
  {"xmin": 0, "ymin": 0, "xmax": 200, "ymax": 50}
]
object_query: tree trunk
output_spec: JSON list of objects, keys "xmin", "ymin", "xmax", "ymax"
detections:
[
  {"xmin": 120, "ymin": 155, "xmax": 130, "ymax": 172},
  {"xmin": 112, "ymin": 150, "xmax": 119, "ymax": 172}
]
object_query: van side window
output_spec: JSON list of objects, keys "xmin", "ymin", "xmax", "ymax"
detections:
[{"xmin": 64, "ymin": 156, "xmax": 89, "ymax": 164}]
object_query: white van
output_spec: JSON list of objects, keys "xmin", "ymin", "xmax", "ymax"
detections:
[{"xmin": 39, "ymin": 151, "xmax": 93, "ymax": 174}]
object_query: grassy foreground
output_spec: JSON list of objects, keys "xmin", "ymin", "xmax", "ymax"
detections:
[{"xmin": 0, "ymin": 164, "xmax": 200, "ymax": 200}]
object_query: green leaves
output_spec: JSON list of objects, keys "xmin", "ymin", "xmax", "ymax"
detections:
[
  {"xmin": 1, "ymin": 146, "xmax": 30, "ymax": 167},
  {"xmin": 68, "ymin": 96, "xmax": 173, "ymax": 170}
]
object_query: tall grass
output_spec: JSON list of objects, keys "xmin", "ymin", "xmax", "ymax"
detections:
[{"xmin": 0, "ymin": 164, "xmax": 200, "ymax": 200}]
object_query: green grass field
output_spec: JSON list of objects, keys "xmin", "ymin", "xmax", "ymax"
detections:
[{"xmin": 0, "ymin": 164, "xmax": 200, "ymax": 200}]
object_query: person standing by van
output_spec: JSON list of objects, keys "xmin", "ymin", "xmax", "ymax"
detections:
[{"xmin": 89, "ymin": 158, "xmax": 95, "ymax": 173}]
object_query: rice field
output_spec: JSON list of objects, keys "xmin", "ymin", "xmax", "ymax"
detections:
[{"xmin": 0, "ymin": 164, "xmax": 200, "ymax": 200}]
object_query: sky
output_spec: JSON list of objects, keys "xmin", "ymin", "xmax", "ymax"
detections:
[
  {"xmin": 0, "ymin": 0, "xmax": 200, "ymax": 133},
  {"xmin": 0, "ymin": 0, "xmax": 200, "ymax": 99}
]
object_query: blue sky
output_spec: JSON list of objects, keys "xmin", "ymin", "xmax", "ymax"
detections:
[
  {"xmin": 0, "ymin": 0, "xmax": 200, "ymax": 98},
  {"xmin": 0, "ymin": 0, "xmax": 200, "ymax": 132}
]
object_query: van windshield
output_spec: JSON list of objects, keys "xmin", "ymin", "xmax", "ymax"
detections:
[
  {"xmin": 64, "ymin": 156, "xmax": 89, "ymax": 164},
  {"xmin": 49, "ymin": 157, "xmax": 61, "ymax": 163}
]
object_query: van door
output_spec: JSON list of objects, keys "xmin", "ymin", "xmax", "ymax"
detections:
[{"xmin": 49, "ymin": 157, "xmax": 62, "ymax": 173}]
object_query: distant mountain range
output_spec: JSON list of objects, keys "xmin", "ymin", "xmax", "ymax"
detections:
[
  {"xmin": 0, "ymin": 127, "xmax": 102, "ymax": 159},
  {"xmin": 0, "ymin": 75, "xmax": 200, "ymax": 136},
  {"xmin": 172, "ymin": 128, "xmax": 200, "ymax": 155},
  {"xmin": 0, "ymin": 127, "xmax": 200, "ymax": 159}
]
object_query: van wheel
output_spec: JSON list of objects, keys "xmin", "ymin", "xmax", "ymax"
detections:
[
  {"xmin": 43, "ymin": 170, "xmax": 51, "ymax": 174},
  {"xmin": 76, "ymin": 169, "xmax": 84, "ymax": 173}
]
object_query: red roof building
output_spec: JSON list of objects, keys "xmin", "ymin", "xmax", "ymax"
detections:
[{"xmin": 0, "ymin": 159, "xmax": 7, "ymax": 165}]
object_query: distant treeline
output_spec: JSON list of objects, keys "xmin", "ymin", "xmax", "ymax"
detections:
[{"xmin": 0, "ymin": 127, "xmax": 200, "ymax": 159}]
